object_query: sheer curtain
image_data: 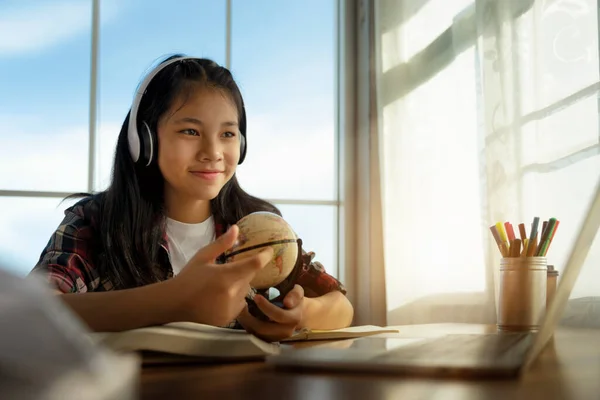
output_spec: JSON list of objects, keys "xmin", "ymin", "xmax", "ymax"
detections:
[{"xmin": 374, "ymin": 0, "xmax": 600, "ymax": 326}]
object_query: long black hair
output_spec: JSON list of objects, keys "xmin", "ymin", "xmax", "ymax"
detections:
[{"xmin": 71, "ymin": 55, "xmax": 279, "ymax": 289}]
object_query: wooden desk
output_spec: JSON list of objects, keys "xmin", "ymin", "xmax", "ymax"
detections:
[{"xmin": 140, "ymin": 324, "xmax": 600, "ymax": 399}]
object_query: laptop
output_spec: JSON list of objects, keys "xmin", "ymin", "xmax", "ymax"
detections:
[{"xmin": 267, "ymin": 175, "xmax": 600, "ymax": 378}]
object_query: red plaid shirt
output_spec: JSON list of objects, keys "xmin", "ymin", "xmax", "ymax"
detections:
[{"xmin": 30, "ymin": 196, "xmax": 346, "ymax": 298}]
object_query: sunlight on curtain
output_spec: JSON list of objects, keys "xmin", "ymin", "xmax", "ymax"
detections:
[
  {"xmin": 377, "ymin": 0, "xmax": 600, "ymax": 325},
  {"xmin": 380, "ymin": 48, "xmax": 486, "ymax": 305},
  {"xmin": 380, "ymin": 0, "xmax": 473, "ymax": 69}
]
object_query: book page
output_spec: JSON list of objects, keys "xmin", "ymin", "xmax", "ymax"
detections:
[
  {"xmin": 309, "ymin": 325, "xmax": 396, "ymax": 334},
  {"xmin": 94, "ymin": 325, "xmax": 280, "ymax": 360},
  {"xmin": 282, "ymin": 325, "xmax": 400, "ymax": 342},
  {"xmin": 165, "ymin": 322, "xmax": 247, "ymax": 334}
]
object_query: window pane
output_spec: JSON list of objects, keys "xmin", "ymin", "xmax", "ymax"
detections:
[
  {"xmin": 95, "ymin": 0, "xmax": 226, "ymax": 191},
  {"xmin": 275, "ymin": 204, "xmax": 338, "ymax": 279},
  {"xmin": 513, "ymin": 0, "xmax": 600, "ymax": 115},
  {"xmin": 0, "ymin": 196, "xmax": 79, "ymax": 277},
  {"xmin": 232, "ymin": 0, "xmax": 336, "ymax": 201},
  {"xmin": 521, "ymin": 96, "xmax": 599, "ymax": 165},
  {"xmin": 535, "ymin": 0, "xmax": 599, "ymax": 111},
  {"xmin": 0, "ymin": 0, "xmax": 90, "ymax": 192}
]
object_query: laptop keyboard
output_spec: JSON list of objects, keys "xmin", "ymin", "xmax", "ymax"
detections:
[{"xmin": 375, "ymin": 332, "xmax": 534, "ymax": 367}]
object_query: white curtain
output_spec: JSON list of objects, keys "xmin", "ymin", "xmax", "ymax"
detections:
[{"xmin": 375, "ymin": 0, "xmax": 600, "ymax": 326}]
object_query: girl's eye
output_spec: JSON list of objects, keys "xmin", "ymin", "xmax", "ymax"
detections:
[
  {"xmin": 222, "ymin": 131, "xmax": 236, "ymax": 138},
  {"xmin": 180, "ymin": 129, "xmax": 199, "ymax": 136}
]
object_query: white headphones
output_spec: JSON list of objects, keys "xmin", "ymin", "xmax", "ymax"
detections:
[{"xmin": 127, "ymin": 56, "xmax": 247, "ymax": 166}]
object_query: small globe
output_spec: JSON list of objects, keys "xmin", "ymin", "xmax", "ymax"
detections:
[{"xmin": 224, "ymin": 212, "xmax": 298, "ymax": 289}]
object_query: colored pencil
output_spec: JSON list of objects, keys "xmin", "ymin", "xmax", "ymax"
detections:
[
  {"xmin": 489, "ymin": 218, "xmax": 559, "ymax": 258},
  {"xmin": 490, "ymin": 225, "xmax": 509, "ymax": 257},
  {"xmin": 518, "ymin": 223, "xmax": 527, "ymax": 241},
  {"xmin": 521, "ymin": 238, "xmax": 529, "ymax": 257},
  {"xmin": 527, "ymin": 217, "xmax": 540, "ymax": 256},
  {"xmin": 543, "ymin": 220, "xmax": 560, "ymax": 256},
  {"xmin": 510, "ymin": 239, "xmax": 522, "ymax": 257},
  {"xmin": 495, "ymin": 222, "xmax": 510, "ymax": 254},
  {"xmin": 537, "ymin": 218, "xmax": 558, "ymax": 256},
  {"xmin": 504, "ymin": 222, "xmax": 516, "ymax": 242}
]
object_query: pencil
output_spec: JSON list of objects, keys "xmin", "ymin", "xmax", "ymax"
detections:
[
  {"xmin": 543, "ymin": 220, "xmax": 560, "ymax": 256},
  {"xmin": 527, "ymin": 235, "xmax": 538, "ymax": 257},
  {"xmin": 548, "ymin": 220, "xmax": 560, "ymax": 246},
  {"xmin": 518, "ymin": 223, "xmax": 527, "ymax": 241},
  {"xmin": 505, "ymin": 222, "xmax": 516, "ymax": 242},
  {"xmin": 535, "ymin": 218, "xmax": 555, "ymax": 256},
  {"xmin": 527, "ymin": 217, "xmax": 540, "ymax": 257},
  {"xmin": 518, "ymin": 223, "xmax": 528, "ymax": 254},
  {"xmin": 510, "ymin": 239, "xmax": 521, "ymax": 257},
  {"xmin": 542, "ymin": 220, "xmax": 548, "ymax": 238},
  {"xmin": 530, "ymin": 217, "xmax": 540, "ymax": 240},
  {"xmin": 490, "ymin": 225, "xmax": 509, "ymax": 257},
  {"xmin": 521, "ymin": 238, "xmax": 529, "ymax": 257},
  {"xmin": 496, "ymin": 222, "xmax": 510, "ymax": 255},
  {"xmin": 537, "ymin": 218, "xmax": 558, "ymax": 256}
]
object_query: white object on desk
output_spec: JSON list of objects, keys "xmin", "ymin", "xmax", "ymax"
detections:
[{"xmin": 0, "ymin": 269, "xmax": 139, "ymax": 400}]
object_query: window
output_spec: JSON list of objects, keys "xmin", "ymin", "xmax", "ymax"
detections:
[
  {"xmin": 0, "ymin": 0, "xmax": 92, "ymax": 276},
  {"xmin": 0, "ymin": 0, "xmax": 91, "ymax": 193},
  {"xmin": 0, "ymin": 0, "xmax": 340, "ymax": 279},
  {"xmin": 232, "ymin": 0, "xmax": 339, "ymax": 276},
  {"xmin": 377, "ymin": 0, "xmax": 600, "ymax": 323}
]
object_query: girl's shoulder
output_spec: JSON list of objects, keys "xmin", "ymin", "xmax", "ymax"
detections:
[{"xmin": 63, "ymin": 192, "xmax": 105, "ymax": 230}]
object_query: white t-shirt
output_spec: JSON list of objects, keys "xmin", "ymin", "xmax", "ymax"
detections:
[{"xmin": 166, "ymin": 216, "xmax": 216, "ymax": 275}]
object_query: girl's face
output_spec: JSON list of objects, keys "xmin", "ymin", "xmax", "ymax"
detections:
[{"xmin": 157, "ymin": 86, "xmax": 241, "ymax": 202}]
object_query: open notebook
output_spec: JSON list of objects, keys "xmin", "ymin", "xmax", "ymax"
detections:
[{"xmin": 91, "ymin": 322, "xmax": 397, "ymax": 364}]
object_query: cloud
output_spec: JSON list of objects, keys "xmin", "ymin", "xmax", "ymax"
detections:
[
  {"xmin": 0, "ymin": 0, "xmax": 122, "ymax": 57},
  {"xmin": 235, "ymin": 112, "xmax": 336, "ymax": 201},
  {"xmin": 0, "ymin": 115, "xmax": 122, "ymax": 192}
]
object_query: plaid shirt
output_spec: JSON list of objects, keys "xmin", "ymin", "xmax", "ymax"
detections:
[{"xmin": 30, "ymin": 196, "xmax": 346, "ymax": 300}]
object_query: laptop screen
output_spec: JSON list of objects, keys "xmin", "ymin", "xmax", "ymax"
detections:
[{"xmin": 524, "ymin": 176, "xmax": 600, "ymax": 370}]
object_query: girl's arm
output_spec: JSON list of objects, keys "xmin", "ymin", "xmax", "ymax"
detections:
[
  {"xmin": 58, "ymin": 238, "xmax": 271, "ymax": 332},
  {"xmin": 58, "ymin": 280, "xmax": 178, "ymax": 332},
  {"xmin": 301, "ymin": 290, "xmax": 353, "ymax": 329},
  {"xmin": 288, "ymin": 249, "xmax": 354, "ymax": 329},
  {"xmin": 31, "ymin": 202, "xmax": 178, "ymax": 331},
  {"xmin": 39, "ymin": 223, "xmax": 271, "ymax": 332}
]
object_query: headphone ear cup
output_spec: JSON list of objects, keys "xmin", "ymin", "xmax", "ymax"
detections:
[
  {"xmin": 139, "ymin": 121, "xmax": 154, "ymax": 166},
  {"xmin": 238, "ymin": 134, "xmax": 246, "ymax": 165},
  {"xmin": 128, "ymin": 119, "xmax": 141, "ymax": 163}
]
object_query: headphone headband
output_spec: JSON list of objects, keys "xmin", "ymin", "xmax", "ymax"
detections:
[{"xmin": 127, "ymin": 56, "xmax": 247, "ymax": 166}]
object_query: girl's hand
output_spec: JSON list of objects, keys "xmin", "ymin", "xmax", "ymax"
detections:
[
  {"xmin": 237, "ymin": 284, "xmax": 305, "ymax": 342},
  {"xmin": 169, "ymin": 225, "xmax": 273, "ymax": 327}
]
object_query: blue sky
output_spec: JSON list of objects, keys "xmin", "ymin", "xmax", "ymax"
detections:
[{"xmin": 0, "ymin": 0, "xmax": 338, "ymax": 276}]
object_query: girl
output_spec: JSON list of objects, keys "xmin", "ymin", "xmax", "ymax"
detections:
[{"xmin": 30, "ymin": 55, "xmax": 353, "ymax": 342}]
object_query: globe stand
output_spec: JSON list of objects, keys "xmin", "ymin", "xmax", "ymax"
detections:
[{"xmin": 246, "ymin": 238, "xmax": 304, "ymax": 322}]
